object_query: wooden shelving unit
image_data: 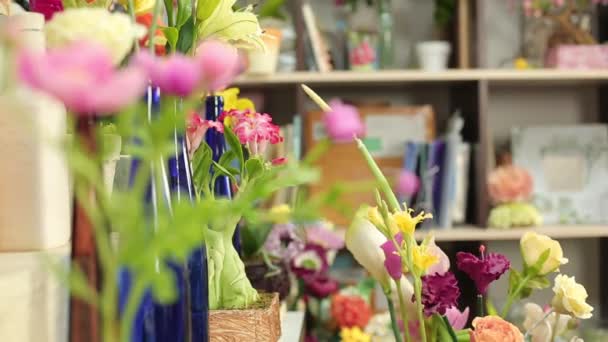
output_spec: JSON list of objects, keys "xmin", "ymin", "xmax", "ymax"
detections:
[{"xmin": 414, "ymin": 225, "xmax": 608, "ymax": 242}]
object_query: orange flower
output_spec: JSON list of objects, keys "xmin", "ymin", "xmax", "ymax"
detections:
[
  {"xmin": 330, "ymin": 294, "xmax": 372, "ymax": 328},
  {"xmin": 470, "ymin": 316, "xmax": 523, "ymax": 342},
  {"xmin": 487, "ymin": 165, "xmax": 533, "ymax": 204},
  {"xmin": 136, "ymin": 13, "xmax": 167, "ymax": 56}
]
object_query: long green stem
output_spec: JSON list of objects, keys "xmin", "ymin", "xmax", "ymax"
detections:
[
  {"xmin": 356, "ymin": 138, "xmax": 400, "ymax": 212},
  {"xmin": 120, "ymin": 279, "xmax": 147, "ymax": 342},
  {"xmin": 501, "ymin": 273, "xmax": 532, "ymax": 317},
  {"xmin": 413, "ymin": 277, "xmax": 427, "ymax": 342},
  {"xmin": 101, "ymin": 266, "xmax": 119, "ymax": 342},
  {"xmin": 396, "ymin": 279, "xmax": 411, "ymax": 342},
  {"xmin": 440, "ymin": 316, "xmax": 458, "ymax": 342},
  {"xmin": 126, "ymin": 0, "xmax": 140, "ymax": 52},
  {"xmin": 148, "ymin": 0, "xmax": 163, "ymax": 54},
  {"xmin": 385, "ymin": 293, "xmax": 403, "ymax": 342}
]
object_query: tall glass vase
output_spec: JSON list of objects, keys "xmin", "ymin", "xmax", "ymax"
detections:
[{"xmin": 204, "ymin": 95, "xmax": 241, "ymax": 254}]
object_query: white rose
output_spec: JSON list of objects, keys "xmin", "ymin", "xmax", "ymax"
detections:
[{"xmin": 551, "ymin": 274, "xmax": 593, "ymax": 319}]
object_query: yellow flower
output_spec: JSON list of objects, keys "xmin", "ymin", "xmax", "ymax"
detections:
[
  {"xmin": 217, "ymin": 87, "xmax": 256, "ymax": 112},
  {"xmin": 514, "ymin": 57, "xmax": 529, "ymax": 70},
  {"xmin": 392, "ymin": 209, "xmax": 432, "ymax": 235},
  {"xmin": 551, "ymin": 274, "xmax": 593, "ymax": 319},
  {"xmin": 45, "ymin": 9, "xmax": 145, "ymax": 66},
  {"xmin": 412, "ymin": 244, "xmax": 438, "ymax": 273},
  {"xmin": 268, "ymin": 204, "xmax": 291, "ymax": 224},
  {"xmin": 340, "ymin": 326, "xmax": 371, "ymax": 342},
  {"xmin": 520, "ymin": 232, "xmax": 568, "ymax": 275},
  {"xmin": 118, "ymin": 0, "xmax": 154, "ymax": 14}
]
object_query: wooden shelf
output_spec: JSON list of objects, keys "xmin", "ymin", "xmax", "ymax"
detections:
[
  {"xmin": 234, "ymin": 69, "xmax": 608, "ymax": 86},
  {"xmin": 414, "ymin": 225, "xmax": 608, "ymax": 242}
]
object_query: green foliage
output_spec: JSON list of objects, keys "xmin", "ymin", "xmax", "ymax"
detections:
[
  {"xmin": 176, "ymin": 0, "xmax": 192, "ymax": 28},
  {"xmin": 176, "ymin": 16, "xmax": 195, "ymax": 54},
  {"xmin": 258, "ymin": 0, "xmax": 286, "ymax": 19},
  {"xmin": 434, "ymin": 0, "xmax": 455, "ymax": 29},
  {"xmin": 161, "ymin": 27, "xmax": 179, "ymax": 53}
]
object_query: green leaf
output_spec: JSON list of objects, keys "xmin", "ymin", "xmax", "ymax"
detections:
[
  {"xmin": 196, "ymin": 0, "xmax": 221, "ymax": 21},
  {"xmin": 212, "ymin": 160, "xmax": 238, "ymax": 184},
  {"xmin": 520, "ymin": 287, "xmax": 533, "ymax": 299},
  {"xmin": 163, "ymin": 0, "xmax": 174, "ymax": 27},
  {"xmin": 176, "ymin": 0, "xmax": 192, "ymax": 28},
  {"xmin": 356, "ymin": 278, "xmax": 376, "ymax": 302},
  {"xmin": 508, "ymin": 268, "xmax": 522, "ymax": 296},
  {"xmin": 218, "ymin": 149, "xmax": 237, "ymax": 170},
  {"xmin": 176, "ymin": 15, "xmax": 194, "ymax": 54},
  {"xmin": 258, "ymin": 0, "xmax": 286, "ymax": 19},
  {"xmin": 224, "ymin": 126, "xmax": 244, "ymax": 172},
  {"xmin": 244, "ymin": 157, "xmax": 264, "ymax": 180},
  {"xmin": 526, "ymin": 275, "xmax": 550, "ymax": 290},
  {"xmin": 161, "ymin": 27, "xmax": 179, "ymax": 54},
  {"xmin": 151, "ymin": 265, "xmax": 177, "ymax": 304},
  {"xmin": 192, "ymin": 142, "xmax": 213, "ymax": 196}
]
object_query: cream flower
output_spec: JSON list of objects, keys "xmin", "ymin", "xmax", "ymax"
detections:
[
  {"xmin": 520, "ymin": 232, "xmax": 568, "ymax": 275},
  {"xmin": 45, "ymin": 9, "xmax": 146, "ymax": 65},
  {"xmin": 551, "ymin": 274, "xmax": 593, "ymax": 319},
  {"xmin": 523, "ymin": 303, "xmax": 569, "ymax": 342}
]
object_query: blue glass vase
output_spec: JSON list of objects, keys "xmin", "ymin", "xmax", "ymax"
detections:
[{"xmin": 204, "ymin": 95, "xmax": 241, "ymax": 253}]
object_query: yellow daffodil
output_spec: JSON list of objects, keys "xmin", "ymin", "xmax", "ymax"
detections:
[
  {"xmin": 392, "ymin": 208, "xmax": 432, "ymax": 235},
  {"xmin": 412, "ymin": 244, "xmax": 438, "ymax": 274},
  {"xmin": 268, "ymin": 204, "xmax": 291, "ymax": 224},
  {"xmin": 217, "ymin": 87, "xmax": 256, "ymax": 112},
  {"xmin": 340, "ymin": 326, "xmax": 371, "ymax": 342}
]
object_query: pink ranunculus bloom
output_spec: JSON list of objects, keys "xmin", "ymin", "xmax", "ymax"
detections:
[
  {"xmin": 133, "ymin": 51, "xmax": 203, "ymax": 97},
  {"xmin": 487, "ymin": 165, "xmax": 533, "ymax": 204},
  {"xmin": 18, "ymin": 41, "xmax": 147, "ymax": 115},
  {"xmin": 380, "ymin": 233, "xmax": 404, "ymax": 280},
  {"xmin": 456, "ymin": 250, "xmax": 510, "ymax": 295},
  {"xmin": 397, "ymin": 170, "xmax": 420, "ymax": 197},
  {"xmin": 186, "ymin": 112, "xmax": 223, "ymax": 156},
  {"xmin": 30, "ymin": 0, "xmax": 63, "ymax": 21},
  {"xmin": 323, "ymin": 100, "xmax": 365, "ymax": 143},
  {"xmin": 231, "ymin": 111, "xmax": 283, "ymax": 155},
  {"xmin": 195, "ymin": 40, "xmax": 239, "ymax": 92},
  {"xmin": 445, "ymin": 306, "xmax": 470, "ymax": 330}
]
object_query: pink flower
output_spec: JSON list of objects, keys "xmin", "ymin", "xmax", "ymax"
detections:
[
  {"xmin": 186, "ymin": 112, "xmax": 223, "ymax": 155},
  {"xmin": 30, "ymin": 0, "xmax": 63, "ymax": 21},
  {"xmin": 487, "ymin": 165, "xmax": 533, "ymax": 204},
  {"xmin": 323, "ymin": 100, "xmax": 365, "ymax": 143},
  {"xmin": 18, "ymin": 41, "xmax": 147, "ymax": 115},
  {"xmin": 420, "ymin": 272, "xmax": 460, "ymax": 317},
  {"xmin": 303, "ymin": 273, "xmax": 339, "ymax": 298},
  {"xmin": 397, "ymin": 170, "xmax": 420, "ymax": 197},
  {"xmin": 196, "ymin": 40, "xmax": 239, "ymax": 92},
  {"xmin": 305, "ymin": 224, "xmax": 345, "ymax": 250},
  {"xmin": 290, "ymin": 244, "xmax": 329, "ymax": 277},
  {"xmin": 271, "ymin": 157, "xmax": 287, "ymax": 165},
  {"xmin": 445, "ymin": 306, "xmax": 469, "ymax": 330},
  {"xmin": 380, "ymin": 233, "xmax": 403, "ymax": 280},
  {"xmin": 456, "ymin": 250, "xmax": 510, "ymax": 295},
  {"xmin": 426, "ymin": 236, "xmax": 450, "ymax": 276},
  {"xmin": 231, "ymin": 111, "xmax": 283, "ymax": 155},
  {"xmin": 133, "ymin": 51, "xmax": 203, "ymax": 97}
]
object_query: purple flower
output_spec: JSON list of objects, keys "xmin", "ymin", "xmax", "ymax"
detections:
[
  {"xmin": 305, "ymin": 223, "xmax": 345, "ymax": 250},
  {"xmin": 380, "ymin": 233, "xmax": 404, "ymax": 280},
  {"xmin": 264, "ymin": 223, "xmax": 304, "ymax": 260},
  {"xmin": 456, "ymin": 251, "xmax": 510, "ymax": 295},
  {"xmin": 323, "ymin": 100, "xmax": 365, "ymax": 143},
  {"xmin": 419, "ymin": 272, "xmax": 460, "ymax": 317},
  {"xmin": 133, "ymin": 51, "xmax": 202, "ymax": 97},
  {"xmin": 303, "ymin": 273, "xmax": 339, "ymax": 298},
  {"xmin": 445, "ymin": 306, "xmax": 469, "ymax": 330},
  {"xmin": 290, "ymin": 244, "xmax": 328, "ymax": 277}
]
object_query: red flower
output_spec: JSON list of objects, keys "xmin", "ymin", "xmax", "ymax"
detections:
[
  {"xmin": 136, "ymin": 13, "xmax": 167, "ymax": 56},
  {"xmin": 330, "ymin": 294, "xmax": 372, "ymax": 328}
]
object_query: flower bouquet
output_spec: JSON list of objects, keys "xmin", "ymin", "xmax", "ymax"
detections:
[{"xmin": 302, "ymin": 86, "xmax": 594, "ymax": 342}]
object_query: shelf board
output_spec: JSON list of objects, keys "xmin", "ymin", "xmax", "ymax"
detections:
[
  {"xmin": 414, "ymin": 225, "xmax": 608, "ymax": 242},
  {"xmin": 234, "ymin": 69, "xmax": 608, "ymax": 86}
]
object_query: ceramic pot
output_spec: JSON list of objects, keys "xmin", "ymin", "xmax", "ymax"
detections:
[
  {"xmin": 416, "ymin": 41, "xmax": 451, "ymax": 71},
  {"xmin": 247, "ymin": 28, "xmax": 282, "ymax": 75}
]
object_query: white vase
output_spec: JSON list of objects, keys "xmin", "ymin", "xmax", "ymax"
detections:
[
  {"xmin": 416, "ymin": 41, "xmax": 451, "ymax": 71},
  {"xmin": 247, "ymin": 27, "xmax": 282, "ymax": 75},
  {"xmin": 0, "ymin": 13, "xmax": 72, "ymax": 252}
]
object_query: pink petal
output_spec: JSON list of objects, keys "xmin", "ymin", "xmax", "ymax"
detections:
[
  {"xmin": 445, "ymin": 306, "xmax": 469, "ymax": 330},
  {"xmin": 196, "ymin": 40, "xmax": 239, "ymax": 92}
]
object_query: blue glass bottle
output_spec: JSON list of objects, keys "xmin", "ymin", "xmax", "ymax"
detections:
[
  {"xmin": 166, "ymin": 115, "xmax": 209, "ymax": 342},
  {"xmin": 204, "ymin": 95, "xmax": 241, "ymax": 253}
]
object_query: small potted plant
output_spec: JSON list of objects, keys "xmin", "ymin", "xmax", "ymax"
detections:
[{"xmin": 416, "ymin": 0, "xmax": 454, "ymax": 71}]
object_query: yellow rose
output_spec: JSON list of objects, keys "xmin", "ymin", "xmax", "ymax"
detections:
[
  {"xmin": 268, "ymin": 204, "xmax": 291, "ymax": 224},
  {"xmin": 118, "ymin": 0, "xmax": 154, "ymax": 14},
  {"xmin": 551, "ymin": 274, "xmax": 593, "ymax": 319},
  {"xmin": 412, "ymin": 244, "xmax": 438, "ymax": 274},
  {"xmin": 45, "ymin": 9, "xmax": 146, "ymax": 65},
  {"xmin": 392, "ymin": 209, "xmax": 432, "ymax": 235},
  {"xmin": 520, "ymin": 232, "xmax": 568, "ymax": 275},
  {"xmin": 340, "ymin": 326, "xmax": 371, "ymax": 342}
]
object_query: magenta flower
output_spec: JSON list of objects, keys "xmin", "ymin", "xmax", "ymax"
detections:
[
  {"xmin": 133, "ymin": 51, "xmax": 203, "ymax": 97},
  {"xmin": 30, "ymin": 0, "xmax": 63, "ymax": 21},
  {"xmin": 263, "ymin": 223, "xmax": 305, "ymax": 261},
  {"xmin": 186, "ymin": 112, "xmax": 223, "ymax": 156},
  {"xmin": 303, "ymin": 273, "xmax": 339, "ymax": 298},
  {"xmin": 290, "ymin": 243, "xmax": 328, "ymax": 278},
  {"xmin": 456, "ymin": 250, "xmax": 510, "ymax": 295},
  {"xmin": 445, "ymin": 306, "xmax": 469, "ymax": 330},
  {"xmin": 271, "ymin": 157, "xmax": 287, "ymax": 166},
  {"xmin": 397, "ymin": 170, "xmax": 420, "ymax": 197},
  {"xmin": 305, "ymin": 223, "xmax": 345, "ymax": 250},
  {"xmin": 230, "ymin": 111, "xmax": 283, "ymax": 155},
  {"xmin": 419, "ymin": 272, "xmax": 460, "ymax": 317},
  {"xmin": 195, "ymin": 40, "xmax": 239, "ymax": 92},
  {"xmin": 18, "ymin": 41, "xmax": 147, "ymax": 115},
  {"xmin": 323, "ymin": 100, "xmax": 365, "ymax": 143},
  {"xmin": 380, "ymin": 233, "xmax": 404, "ymax": 280}
]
